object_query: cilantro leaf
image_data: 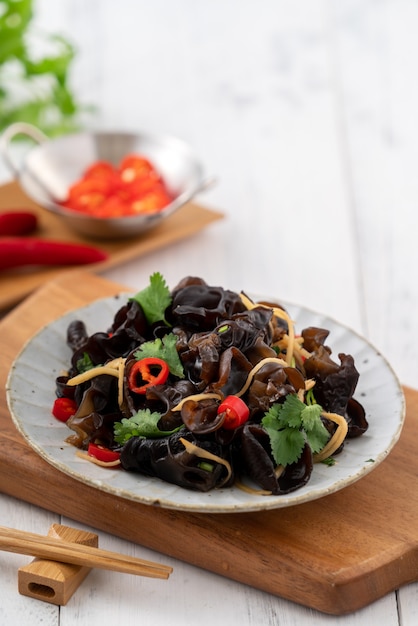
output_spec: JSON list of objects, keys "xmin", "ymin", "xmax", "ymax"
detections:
[
  {"xmin": 266, "ymin": 426, "xmax": 306, "ymax": 466},
  {"xmin": 134, "ymin": 333, "xmax": 184, "ymax": 378},
  {"xmin": 131, "ymin": 272, "xmax": 171, "ymax": 325},
  {"xmin": 301, "ymin": 405, "xmax": 329, "ymax": 453},
  {"xmin": 114, "ymin": 409, "xmax": 182, "ymax": 445},
  {"xmin": 76, "ymin": 352, "xmax": 95, "ymax": 374},
  {"xmin": 277, "ymin": 394, "xmax": 306, "ymax": 428},
  {"xmin": 261, "ymin": 394, "xmax": 330, "ymax": 466}
]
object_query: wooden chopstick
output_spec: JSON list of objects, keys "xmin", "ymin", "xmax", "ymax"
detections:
[{"xmin": 0, "ymin": 525, "xmax": 172, "ymax": 579}]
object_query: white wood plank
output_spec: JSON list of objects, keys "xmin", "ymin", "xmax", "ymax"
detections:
[{"xmin": 330, "ymin": 0, "xmax": 418, "ymax": 389}]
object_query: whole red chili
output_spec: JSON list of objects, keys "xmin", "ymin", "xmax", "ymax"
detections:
[
  {"xmin": 128, "ymin": 357, "xmax": 170, "ymax": 394},
  {"xmin": 0, "ymin": 237, "xmax": 108, "ymax": 271},
  {"xmin": 0, "ymin": 210, "xmax": 38, "ymax": 236}
]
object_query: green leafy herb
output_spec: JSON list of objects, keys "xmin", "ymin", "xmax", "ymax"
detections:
[
  {"xmin": 321, "ymin": 457, "xmax": 336, "ymax": 466},
  {"xmin": 261, "ymin": 394, "xmax": 330, "ymax": 466},
  {"xmin": 114, "ymin": 409, "xmax": 182, "ymax": 445},
  {"xmin": 0, "ymin": 0, "xmax": 91, "ymax": 135},
  {"xmin": 76, "ymin": 352, "xmax": 95, "ymax": 374},
  {"xmin": 131, "ymin": 272, "xmax": 172, "ymax": 325},
  {"xmin": 134, "ymin": 333, "xmax": 184, "ymax": 378}
]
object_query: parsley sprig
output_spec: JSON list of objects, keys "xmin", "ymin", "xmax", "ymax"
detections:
[{"xmin": 261, "ymin": 394, "xmax": 330, "ymax": 466}]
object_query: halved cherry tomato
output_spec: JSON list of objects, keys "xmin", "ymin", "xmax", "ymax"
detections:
[
  {"xmin": 87, "ymin": 443, "xmax": 120, "ymax": 463},
  {"xmin": 217, "ymin": 396, "xmax": 250, "ymax": 430},
  {"xmin": 52, "ymin": 397, "xmax": 78, "ymax": 422},
  {"xmin": 128, "ymin": 357, "xmax": 170, "ymax": 394}
]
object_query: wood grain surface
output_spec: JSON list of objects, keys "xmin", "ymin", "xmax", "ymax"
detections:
[
  {"xmin": 0, "ymin": 181, "xmax": 223, "ymax": 311},
  {"xmin": 1, "ymin": 272, "xmax": 416, "ymax": 616}
]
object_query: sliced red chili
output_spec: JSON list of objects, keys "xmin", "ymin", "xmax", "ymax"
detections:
[
  {"xmin": 52, "ymin": 397, "xmax": 78, "ymax": 422},
  {"xmin": 128, "ymin": 357, "xmax": 170, "ymax": 394},
  {"xmin": 217, "ymin": 395, "xmax": 250, "ymax": 430},
  {"xmin": 84, "ymin": 160, "xmax": 115, "ymax": 179},
  {"xmin": 130, "ymin": 187, "xmax": 173, "ymax": 214},
  {"xmin": 119, "ymin": 155, "xmax": 158, "ymax": 183},
  {"xmin": 87, "ymin": 443, "xmax": 120, "ymax": 463},
  {"xmin": 60, "ymin": 154, "xmax": 171, "ymax": 218}
]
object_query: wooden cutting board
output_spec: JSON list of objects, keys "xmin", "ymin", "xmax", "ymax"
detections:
[
  {"xmin": 1, "ymin": 272, "xmax": 417, "ymax": 616},
  {"xmin": 0, "ymin": 180, "xmax": 223, "ymax": 311}
]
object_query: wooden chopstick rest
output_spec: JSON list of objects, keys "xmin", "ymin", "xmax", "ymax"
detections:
[
  {"xmin": 13, "ymin": 523, "xmax": 173, "ymax": 605},
  {"xmin": 18, "ymin": 524, "xmax": 99, "ymax": 606}
]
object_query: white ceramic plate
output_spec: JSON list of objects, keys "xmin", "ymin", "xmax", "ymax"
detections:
[{"xmin": 6, "ymin": 294, "xmax": 405, "ymax": 513}]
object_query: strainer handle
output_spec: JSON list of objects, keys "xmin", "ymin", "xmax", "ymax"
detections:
[{"xmin": 0, "ymin": 122, "xmax": 48, "ymax": 177}]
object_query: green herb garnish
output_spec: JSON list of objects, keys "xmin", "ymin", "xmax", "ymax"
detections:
[
  {"xmin": 261, "ymin": 394, "xmax": 330, "ymax": 466},
  {"xmin": 321, "ymin": 457, "xmax": 336, "ymax": 466},
  {"xmin": 76, "ymin": 352, "xmax": 95, "ymax": 374},
  {"xmin": 131, "ymin": 272, "xmax": 171, "ymax": 325},
  {"xmin": 0, "ymin": 0, "xmax": 90, "ymax": 135},
  {"xmin": 114, "ymin": 409, "xmax": 182, "ymax": 445},
  {"xmin": 134, "ymin": 333, "xmax": 184, "ymax": 378}
]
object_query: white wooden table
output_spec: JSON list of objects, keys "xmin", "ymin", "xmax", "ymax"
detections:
[{"xmin": 1, "ymin": 1, "xmax": 418, "ymax": 623}]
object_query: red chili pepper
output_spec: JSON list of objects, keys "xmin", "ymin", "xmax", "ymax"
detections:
[
  {"xmin": 52, "ymin": 397, "xmax": 78, "ymax": 422},
  {"xmin": 0, "ymin": 210, "xmax": 38, "ymax": 236},
  {"xmin": 217, "ymin": 395, "xmax": 250, "ymax": 430},
  {"xmin": 119, "ymin": 155, "xmax": 158, "ymax": 183},
  {"xmin": 87, "ymin": 443, "xmax": 120, "ymax": 463},
  {"xmin": 61, "ymin": 153, "xmax": 172, "ymax": 217},
  {"xmin": 128, "ymin": 357, "xmax": 170, "ymax": 394},
  {"xmin": 0, "ymin": 237, "xmax": 108, "ymax": 271}
]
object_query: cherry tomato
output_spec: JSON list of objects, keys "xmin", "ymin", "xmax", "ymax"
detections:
[
  {"xmin": 52, "ymin": 397, "xmax": 78, "ymax": 422},
  {"xmin": 87, "ymin": 443, "xmax": 120, "ymax": 463},
  {"xmin": 217, "ymin": 396, "xmax": 250, "ymax": 430}
]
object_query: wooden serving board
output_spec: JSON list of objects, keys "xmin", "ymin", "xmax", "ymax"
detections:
[
  {"xmin": 1, "ymin": 272, "xmax": 417, "ymax": 616},
  {"xmin": 0, "ymin": 180, "xmax": 223, "ymax": 312}
]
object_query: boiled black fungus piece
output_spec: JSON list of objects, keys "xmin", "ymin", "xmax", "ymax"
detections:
[
  {"xmin": 120, "ymin": 429, "xmax": 232, "ymax": 492},
  {"xmin": 240, "ymin": 424, "xmax": 313, "ymax": 494}
]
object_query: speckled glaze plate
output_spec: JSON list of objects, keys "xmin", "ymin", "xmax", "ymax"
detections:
[{"xmin": 5, "ymin": 294, "xmax": 405, "ymax": 513}]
